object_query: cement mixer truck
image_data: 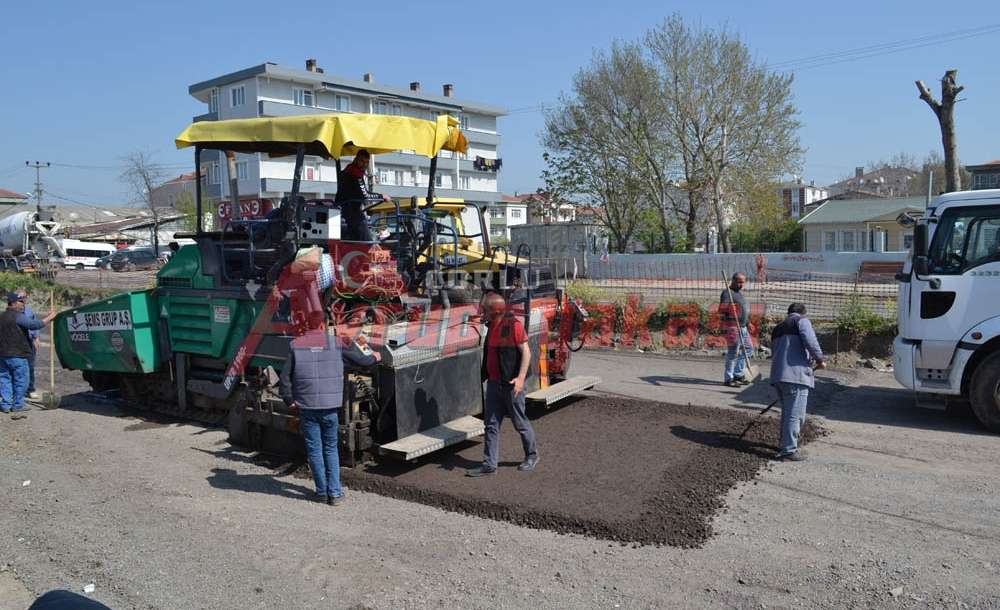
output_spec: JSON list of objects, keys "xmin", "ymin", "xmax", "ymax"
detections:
[{"xmin": 0, "ymin": 210, "xmax": 64, "ymax": 278}]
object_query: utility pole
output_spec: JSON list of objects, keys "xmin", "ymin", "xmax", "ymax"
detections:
[{"xmin": 25, "ymin": 161, "xmax": 51, "ymax": 213}]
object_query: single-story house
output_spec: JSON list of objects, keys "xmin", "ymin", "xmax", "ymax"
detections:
[{"xmin": 797, "ymin": 196, "xmax": 925, "ymax": 253}]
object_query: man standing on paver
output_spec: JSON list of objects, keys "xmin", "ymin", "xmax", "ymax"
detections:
[
  {"xmin": 16, "ymin": 288, "xmax": 41, "ymax": 400},
  {"xmin": 769, "ymin": 303, "xmax": 826, "ymax": 461},
  {"xmin": 467, "ymin": 292, "xmax": 539, "ymax": 477},
  {"xmin": 720, "ymin": 272, "xmax": 753, "ymax": 387},
  {"xmin": 279, "ymin": 323, "xmax": 380, "ymax": 504},
  {"xmin": 0, "ymin": 292, "xmax": 56, "ymax": 419}
]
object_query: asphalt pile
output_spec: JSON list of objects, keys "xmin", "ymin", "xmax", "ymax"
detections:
[{"xmin": 344, "ymin": 396, "xmax": 822, "ymax": 548}]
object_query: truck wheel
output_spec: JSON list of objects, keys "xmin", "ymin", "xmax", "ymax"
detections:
[
  {"xmin": 75, "ymin": 263, "xmax": 85, "ymax": 271},
  {"xmin": 968, "ymin": 351, "xmax": 1000, "ymax": 433}
]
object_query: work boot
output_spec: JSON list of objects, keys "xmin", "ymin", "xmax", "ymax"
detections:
[
  {"xmin": 734, "ymin": 376, "xmax": 751, "ymax": 386},
  {"xmin": 328, "ymin": 494, "xmax": 345, "ymax": 506},
  {"xmin": 517, "ymin": 455, "xmax": 539, "ymax": 472},
  {"xmin": 10, "ymin": 410, "xmax": 27, "ymax": 421},
  {"xmin": 776, "ymin": 451, "xmax": 807, "ymax": 462},
  {"xmin": 723, "ymin": 380, "xmax": 739, "ymax": 388},
  {"xmin": 465, "ymin": 466, "xmax": 496, "ymax": 478}
]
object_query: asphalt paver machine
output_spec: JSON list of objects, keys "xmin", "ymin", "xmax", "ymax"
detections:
[{"xmin": 54, "ymin": 113, "xmax": 597, "ymax": 464}]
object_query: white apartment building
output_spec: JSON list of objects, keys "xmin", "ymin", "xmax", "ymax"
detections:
[
  {"xmin": 487, "ymin": 194, "xmax": 530, "ymax": 242},
  {"xmin": 778, "ymin": 179, "xmax": 829, "ymax": 219},
  {"xmin": 188, "ymin": 60, "xmax": 506, "ymax": 224}
]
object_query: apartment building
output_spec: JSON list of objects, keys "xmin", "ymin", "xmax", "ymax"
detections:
[
  {"xmin": 777, "ymin": 179, "xmax": 829, "ymax": 219},
  {"xmin": 487, "ymin": 194, "xmax": 531, "ymax": 242},
  {"xmin": 187, "ymin": 60, "xmax": 506, "ymax": 227}
]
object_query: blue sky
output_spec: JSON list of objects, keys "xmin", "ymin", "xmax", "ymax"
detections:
[{"xmin": 1, "ymin": 0, "xmax": 998, "ymax": 206}]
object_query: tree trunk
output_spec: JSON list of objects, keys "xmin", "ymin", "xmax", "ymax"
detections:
[{"xmin": 916, "ymin": 70, "xmax": 964, "ymax": 193}]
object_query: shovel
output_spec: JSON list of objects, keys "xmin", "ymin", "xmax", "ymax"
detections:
[
  {"xmin": 721, "ymin": 272, "xmax": 758, "ymax": 381},
  {"xmin": 737, "ymin": 365, "xmax": 820, "ymax": 439}
]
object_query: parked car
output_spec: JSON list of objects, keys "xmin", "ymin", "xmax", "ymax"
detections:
[{"xmin": 110, "ymin": 248, "xmax": 161, "ymax": 272}]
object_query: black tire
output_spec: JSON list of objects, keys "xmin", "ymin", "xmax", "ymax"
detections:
[
  {"xmin": 75, "ymin": 263, "xmax": 85, "ymax": 271},
  {"xmin": 968, "ymin": 351, "xmax": 1000, "ymax": 433},
  {"xmin": 126, "ymin": 262, "xmax": 136, "ymax": 272}
]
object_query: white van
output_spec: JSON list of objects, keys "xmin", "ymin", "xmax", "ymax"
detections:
[{"xmin": 58, "ymin": 239, "xmax": 118, "ymax": 270}]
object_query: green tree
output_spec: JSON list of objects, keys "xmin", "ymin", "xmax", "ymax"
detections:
[{"xmin": 173, "ymin": 191, "xmax": 198, "ymax": 232}]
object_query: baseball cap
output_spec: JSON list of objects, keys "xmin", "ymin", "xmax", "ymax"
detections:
[{"xmin": 7, "ymin": 292, "xmax": 25, "ymax": 304}]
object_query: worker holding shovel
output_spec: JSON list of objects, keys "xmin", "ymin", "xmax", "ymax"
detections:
[
  {"xmin": 769, "ymin": 303, "xmax": 826, "ymax": 461},
  {"xmin": 720, "ymin": 272, "xmax": 754, "ymax": 387}
]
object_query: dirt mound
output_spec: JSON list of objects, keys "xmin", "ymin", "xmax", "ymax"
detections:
[{"xmin": 344, "ymin": 396, "xmax": 822, "ymax": 548}]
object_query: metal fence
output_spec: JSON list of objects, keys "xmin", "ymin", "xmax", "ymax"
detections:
[{"xmin": 545, "ymin": 257, "xmax": 899, "ymax": 323}]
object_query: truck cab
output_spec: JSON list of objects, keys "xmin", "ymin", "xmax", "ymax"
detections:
[{"xmin": 894, "ymin": 188, "xmax": 1000, "ymax": 431}]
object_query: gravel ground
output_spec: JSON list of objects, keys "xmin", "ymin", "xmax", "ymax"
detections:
[
  {"xmin": 56, "ymin": 268, "xmax": 157, "ymax": 292},
  {"xmin": 344, "ymin": 396, "xmax": 821, "ymax": 548},
  {"xmin": 2, "ymin": 344, "xmax": 999, "ymax": 609}
]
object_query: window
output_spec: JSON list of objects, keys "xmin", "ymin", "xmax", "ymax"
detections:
[
  {"xmin": 394, "ymin": 170, "xmax": 404, "ymax": 186},
  {"xmin": 929, "ymin": 205, "xmax": 1000, "ymax": 273},
  {"xmin": 380, "ymin": 169, "xmax": 392, "ymax": 185},
  {"xmin": 335, "ymin": 94, "xmax": 350, "ymax": 112},
  {"xmin": 236, "ymin": 161, "xmax": 248, "ymax": 180},
  {"xmin": 435, "ymin": 174, "xmax": 443, "ymax": 187},
  {"xmin": 209, "ymin": 89, "xmax": 219, "ymax": 113},
  {"xmin": 460, "ymin": 176, "xmax": 470, "ymax": 190},
  {"xmin": 293, "ymin": 88, "xmax": 314, "ymax": 107},
  {"xmin": 440, "ymin": 150, "xmax": 452, "ymax": 159},
  {"xmin": 511, "ymin": 209, "xmax": 523, "ymax": 220},
  {"xmin": 841, "ymin": 231, "xmax": 855, "ymax": 252},
  {"xmin": 903, "ymin": 233, "xmax": 914, "ymax": 251},
  {"xmin": 490, "ymin": 208, "xmax": 503, "ymax": 219},
  {"xmin": 823, "ymin": 231, "xmax": 836, "ymax": 252},
  {"xmin": 373, "ymin": 101, "xmax": 400, "ymax": 115},
  {"xmin": 860, "ymin": 230, "xmax": 869, "ymax": 252},
  {"xmin": 230, "ymin": 85, "xmax": 245, "ymax": 107},
  {"xmin": 460, "ymin": 115, "xmax": 469, "ymax": 130},
  {"xmin": 304, "ymin": 162, "xmax": 318, "ymax": 181},
  {"xmin": 210, "ymin": 163, "xmax": 220, "ymax": 185}
]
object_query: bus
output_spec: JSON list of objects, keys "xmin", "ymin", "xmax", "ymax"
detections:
[{"xmin": 57, "ymin": 239, "xmax": 118, "ymax": 270}]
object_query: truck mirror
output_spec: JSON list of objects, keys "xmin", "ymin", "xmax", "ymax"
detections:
[
  {"xmin": 913, "ymin": 255, "xmax": 930, "ymax": 276},
  {"xmin": 913, "ymin": 224, "xmax": 928, "ymax": 257}
]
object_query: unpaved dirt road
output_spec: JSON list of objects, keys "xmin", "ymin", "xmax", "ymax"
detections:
[{"xmin": 2, "ymin": 344, "xmax": 999, "ymax": 609}]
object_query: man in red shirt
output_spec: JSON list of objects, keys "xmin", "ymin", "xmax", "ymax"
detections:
[{"xmin": 467, "ymin": 292, "xmax": 539, "ymax": 477}]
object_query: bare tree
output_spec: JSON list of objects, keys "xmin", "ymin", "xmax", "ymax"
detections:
[
  {"xmin": 916, "ymin": 70, "xmax": 964, "ymax": 192},
  {"xmin": 647, "ymin": 16, "xmax": 802, "ymax": 252},
  {"xmin": 120, "ymin": 151, "xmax": 168, "ymax": 255}
]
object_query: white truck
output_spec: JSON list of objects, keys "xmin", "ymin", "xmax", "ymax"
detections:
[
  {"xmin": 894, "ymin": 188, "xmax": 1000, "ymax": 432},
  {"xmin": 0, "ymin": 210, "xmax": 64, "ymax": 278}
]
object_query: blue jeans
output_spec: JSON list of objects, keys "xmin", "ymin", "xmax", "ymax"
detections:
[
  {"xmin": 28, "ymin": 344, "xmax": 36, "ymax": 393},
  {"xmin": 482, "ymin": 380, "xmax": 537, "ymax": 471},
  {"xmin": 0, "ymin": 357, "xmax": 30, "ymax": 412},
  {"xmin": 298, "ymin": 408, "xmax": 342, "ymax": 498},
  {"xmin": 776, "ymin": 382, "xmax": 810, "ymax": 455},
  {"xmin": 724, "ymin": 326, "xmax": 753, "ymax": 382}
]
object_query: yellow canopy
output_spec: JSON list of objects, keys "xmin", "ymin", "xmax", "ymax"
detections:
[{"xmin": 175, "ymin": 113, "xmax": 468, "ymax": 158}]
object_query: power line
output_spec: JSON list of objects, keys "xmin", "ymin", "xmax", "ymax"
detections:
[
  {"xmin": 769, "ymin": 23, "xmax": 1000, "ymax": 71},
  {"xmin": 504, "ymin": 23, "xmax": 1000, "ymax": 117}
]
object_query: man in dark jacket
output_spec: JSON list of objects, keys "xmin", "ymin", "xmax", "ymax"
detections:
[
  {"xmin": 335, "ymin": 149, "xmax": 391, "ymax": 241},
  {"xmin": 0, "ymin": 293, "xmax": 56, "ymax": 418},
  {"xmin": 467, "ymin": 292, "xmax": 539, "ymax": 477},
  {"xmin": 279, "ymin": 326, "xmax": 380, "ymax": 504},
  {"xmin": 720, "ymin": 272, "xmax": 753, "ymax": 386},
  {"xmin": 770, "ymin": 303, "xmax": 826, "ymax": 461},
  {"xmin": 16, "ymin": 288, "xmax": 41, "ymax": 399}
]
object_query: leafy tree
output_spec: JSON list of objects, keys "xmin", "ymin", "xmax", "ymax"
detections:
[{"xmin": 173, "ymin": 191, "xmax": 198, "ymax": 232}]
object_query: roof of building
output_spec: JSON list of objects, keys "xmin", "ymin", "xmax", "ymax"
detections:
[
  {"xmin": 189, "ymin": 62, "xmax": 507, "ymax": 116},
  {"xmin": 798, "ymin": 196, "xmax": 926, "ymax": 224},
  {"xmin": 161, "ymin": 172, "xmax": 196, "ymax": 185},
  {"xmin": 966, "ymin": 159, "xmax": 1000, "ymax": 171},
  {"xmin": 0, "ymin": 188, "xmax": 30, "ymax": 200}
]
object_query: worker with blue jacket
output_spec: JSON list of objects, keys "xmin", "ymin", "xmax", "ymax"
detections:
[{"xmin": 769, "ymin": 303, "xmax": 826, "ymax": 461}]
